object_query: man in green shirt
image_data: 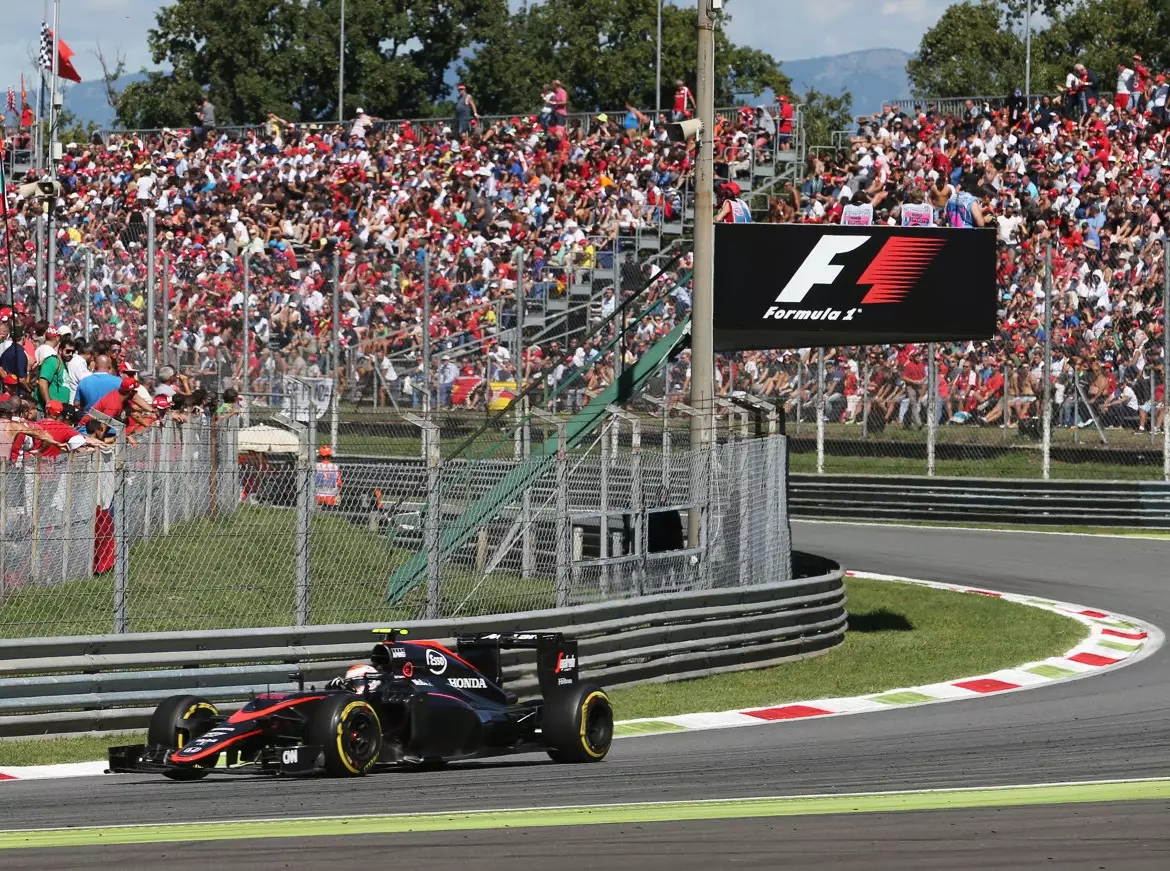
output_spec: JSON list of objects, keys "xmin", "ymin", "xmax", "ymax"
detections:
[{"xmin": 38, "ymin": 339, "xmax": 75, "ymax": 412}]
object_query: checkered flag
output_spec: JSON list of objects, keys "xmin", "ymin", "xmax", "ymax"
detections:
[{"xmin": 38, "ymin": 22, "xmax": 52, "ymax": 74}]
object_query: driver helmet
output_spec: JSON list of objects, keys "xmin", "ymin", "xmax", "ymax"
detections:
[{"xmin": 345, "ymin": 663, "xmax": 380, "ymax": 694}]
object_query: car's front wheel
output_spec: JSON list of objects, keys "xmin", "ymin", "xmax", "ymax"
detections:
[
  {"xmin": 542, "ymin": 683, "xmax": 613, "ymax": 763},
  {"xmin": 306, "ymin": 695, "xmax": 382, "ymax": 776},
  {"xmin": 147, "ymin": 695, "xmax": 220, "ymax": 781}
]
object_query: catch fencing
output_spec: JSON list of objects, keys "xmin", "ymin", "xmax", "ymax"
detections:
[
  {"xmin": 0, "ymin": 406, "xmax": 792, "ymax": 638},
  {"xmin": 0, "ymin": 416, "xmax": 240, "ymax": 638}
]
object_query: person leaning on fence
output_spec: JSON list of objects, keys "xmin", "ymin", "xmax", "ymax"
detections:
[{"xmin": 315, "ymin": 445, "xmax": 342, "ymax": 507}]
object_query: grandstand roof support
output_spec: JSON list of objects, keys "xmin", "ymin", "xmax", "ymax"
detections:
[{"xmin": 688, "ymin": 0, "xmax": 717, "ymax": 549}]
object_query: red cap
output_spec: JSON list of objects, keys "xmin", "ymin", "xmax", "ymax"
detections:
[
  {"xmin": 45, "ymin": 400, "xmax": 64, "ymax": 416},
  {"xmin": 151, "ymin": 394, "xmax": 171, "ymax": 410},
  {"xmin": 2, "ymin": 373, "xmax": 17, "ymax": 386},
  {"xmin": 45, "ymin": 326, "xmax": 59, "ymax": 338},
  {"xmin": 120, "ymin": 377, "xmax": 139, "ymax": 393},
  {"xmin": 118, "ymin": 361, "xmax": 138, "ymax": 375}
]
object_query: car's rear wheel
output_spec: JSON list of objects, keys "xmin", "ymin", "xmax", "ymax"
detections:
[
  {"xmin": 306, "ymin": 695, "xmax": 382, "ymax": 776},
  {"xmin": 542, "ymin": 683, "xmax": 613, "ymax": 763},
  {"xmin": 147, "ymin": 695, "xmax": 220, "ymax": 781}
]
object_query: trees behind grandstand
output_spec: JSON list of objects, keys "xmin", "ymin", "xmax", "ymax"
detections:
[
  {"xmin": 116, "ymin": 0, "xmax": 509, "ymax": 128},
  {"xmin": 908, "ymin": 0, "xmax": 1167, "ymax": 99},
  {"xmin": 457, "ymin": 0, "xmax": 789, "ymax": 114},
  {"xmin": 113, "ymin": 0, "xmax": 789, "ymax": 128}
]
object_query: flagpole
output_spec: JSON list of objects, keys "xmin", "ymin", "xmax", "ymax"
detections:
[
  {"xmin": 46, "ymin": 0, "xmax": 60, "ymax": 324},
  {"xmin": 0, "ymin": 161, "xmax": 15, "ymax": 307}
]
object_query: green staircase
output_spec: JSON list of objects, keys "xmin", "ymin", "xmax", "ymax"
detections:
[{"xmin": 386, "ymin": 317, "xmax": 691, "ymax": 603}]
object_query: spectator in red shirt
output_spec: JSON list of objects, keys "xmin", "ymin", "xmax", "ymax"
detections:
[{"xmin": 900, "ymin": 347, "xmax": 927, "ymax": 428}]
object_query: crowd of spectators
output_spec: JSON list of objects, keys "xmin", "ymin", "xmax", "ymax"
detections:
[
  {"xmin": 1, "ymin": 93, "xmax": 701, "ymax": 417},
  {"xmin": 747, "ymin": 70, "xmax": 1168, "ymax": 435},
  {"xmin": 2, "ymin": 68, "xmax": 1167, "ymax": 440}
]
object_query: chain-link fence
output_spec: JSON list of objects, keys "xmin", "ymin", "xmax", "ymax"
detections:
[
  {"xmin": 0, "ymin": 400, "xmax": 790, "ymax": 637},
  {"xmin": 0, "ymin": 415, "xmax": 240, "ymax": 637},
  {"xmin": 743, "ymin": 341, "xmax": 1168, "ymax": 482}
]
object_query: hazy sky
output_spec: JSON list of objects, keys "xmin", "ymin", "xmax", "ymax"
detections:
[{"xmin": 0, "ymin": 0, "xmax": 949, "ymax": 106}]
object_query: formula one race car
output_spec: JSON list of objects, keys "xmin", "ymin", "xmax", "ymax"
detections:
[{"xmin": 107, "ymin": 631, "xmax": 612, "ymax": 779}]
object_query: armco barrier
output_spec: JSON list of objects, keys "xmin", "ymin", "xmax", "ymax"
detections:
[
  {"xmin": 0, "ymin": 553, "xmax": 843, "ymax": 738},
  {"xmin": 789, "ymin": 475, "xmax": 1170, "ymax": 528}
]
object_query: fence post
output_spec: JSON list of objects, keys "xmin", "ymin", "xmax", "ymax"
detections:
[
  {"xmin": 114, "ymin": 462, "xmax": 129, "ymax": 633},
  {"xmin": 0, "ymin": 459, "xmax": 6, "ymax": 597},
  {"xmin": 795, "ymin": 355, "xmax": 805, "ymax": 435},
  {"xmin": 423, "ymin": 419, "xmax": 441, "ymax": 620},
  {"xmin": 1163, "ymin": 244, "xmax": 1169, "ymax": 482},
  {"xmin": 1001, "ymin": 356, "xmax": 1011, "ymax": 438},
  {"xmin": 30, "ymin": 456, "xmax": 41, "ymax": 582},
  {"xmin": 83, "ymin": 251, "xmax": 92, "ymax": 341},
  {"xmin": 161, "ymin": 422, "xmax": 173, "ymax": 534},
  {"xmin": 927, "ymin": 342, "xmax": 937, "ymax": 476},
  {"xmin": 62, "ymin": 453, "xmax": 73, "ymax": 582},
  {"xmin": 147, "ymin": 210, "xmax": 156, "ymax": 373},
  {"xmin": 331, "ymin": 249, "xmax": 341, "ymax": 453},
  {"xmin": 1043, "ymin": 240, "xmax": 1053, "ymax": 480},
  {"xmin": 521, "ymin": 396, "xmax": 533, "ymax": 580},
  {"xmin": 816, "ymin": 348, "xmax": 825, "ymax": 474},
  {"xmin": 295, "ymin": 415, "xmax": 313, "ymax": 626},
  {"xmin": 143, "ymin": 428, "xmax": 155, "ymax": 540},
  {"xmin": 531, "ymin": 408, "xmax": 570, "ymax": 607},
  {"xmin": 599, "ymin": 414, "xmax": 612, "ymax": 596},
  {"xmin": 861, "ymin": 354, "xmax": 870, "ymax": 440}
]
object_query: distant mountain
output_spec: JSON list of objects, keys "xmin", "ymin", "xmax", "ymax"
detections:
[
  {"xmin": 63, "ymin": 72, "xmax": 146, "ymax": 128},
  {"xmin": 782, "ymin": 48, "xmax": 912, "ymax": 116}
]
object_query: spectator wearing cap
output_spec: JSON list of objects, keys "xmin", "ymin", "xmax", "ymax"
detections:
[
  {"xmin": 37, "ymin": 336, "xmax": 73, "ymax": 413},
  {"xmin": 35, "ymin": 325, "xmax": 61, "ymax": 366},
  {"xmin": 453, "ymin": 84, "xmax": 479, "ymax": 135},
  {"xmin": 30, "ymin": 400, "xmax": 100, "ymax": 458},
  {"xmin": 900, "ymin": 347, "xmax": 927, "ymax": 428},
  {"xmin": 438, "ymin": 354, "xmax": 458, "ymax": 407},
  {"xmin": 76, "ymin": 354, "xmax": 121, "ymax": 413}
]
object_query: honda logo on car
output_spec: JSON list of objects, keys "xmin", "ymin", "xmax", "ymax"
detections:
[
  {"xmin": 447, "ymin": 677, "xmax": 487, "ymax": 689},
  {"xmin": 425, "ymin": 649, "xmax": 447, "ymax": 675}
]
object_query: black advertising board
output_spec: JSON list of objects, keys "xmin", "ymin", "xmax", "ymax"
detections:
[{"xmin": 712, "ymin": 224, "xmax": 997, "ymax": 351}]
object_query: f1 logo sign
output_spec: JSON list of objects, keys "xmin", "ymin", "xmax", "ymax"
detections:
[
  {"xmin": 774, "ymin": 235, "xmax": 946, "ymax": 305},
  {"xmin": 774, "ymin": 236, "xmax": 868, "ymax": 303}
]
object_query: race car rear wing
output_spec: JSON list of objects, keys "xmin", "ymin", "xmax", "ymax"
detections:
[{"xmin": 456, "ymin": 632, "xmax": 579, "ymax": 696}]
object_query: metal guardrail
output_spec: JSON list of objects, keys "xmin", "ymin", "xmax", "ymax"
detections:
[
  {"xmin": 789, "ymin": 475, "xmax": 1170, "ymax": 528},
  {"xmin": 0, "ymin": 552, "xmax": 843, "ymax": 738}
]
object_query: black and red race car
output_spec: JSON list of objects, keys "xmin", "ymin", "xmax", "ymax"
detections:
[{"xmin": 107, "ymin": 630, "xmax": 613, "ymax": 779}]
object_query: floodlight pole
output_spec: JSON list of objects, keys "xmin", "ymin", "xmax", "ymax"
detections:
[
  {"xmin": 338, "ymin": 0, "xmax": 346, "ymax": 123},
  {"xmin": 687, "ymin": 0, "xmax": 717, "ymax": 548}
]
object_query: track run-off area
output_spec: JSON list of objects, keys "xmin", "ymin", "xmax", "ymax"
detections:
[{"xmin": 2, "ymin": 523, "xmax": 1168, "ymax": 868}]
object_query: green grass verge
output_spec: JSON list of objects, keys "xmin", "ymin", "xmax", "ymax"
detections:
[
  {"xmin": 0, "ymin": 735, "xmax": 139, "ymax": 767},
  {"xmin": 0, "ymin": 506, "xmax": 553, "ymax": 637},
  {"xmin": 608, "ymin": 576, "xmax": 1087, "ymax": 720}
]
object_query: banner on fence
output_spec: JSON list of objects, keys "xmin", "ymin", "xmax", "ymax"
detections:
[
  {"xmin": 281, "ymin": 378, "xmax": 333, "ymax": 422},
  {"xmin": 713, "ymin": 224, "xmax": 996, "ymax": 350}
]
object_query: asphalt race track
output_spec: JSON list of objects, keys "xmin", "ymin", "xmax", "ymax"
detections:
[{"xmin": 4, "ymin": 523, "xmax": 1169, "ymax": 867}]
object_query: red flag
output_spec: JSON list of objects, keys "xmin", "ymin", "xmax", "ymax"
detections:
[
  {"xmin": 55, "ymin": 34, "xmax": 82, "ymax": 84},
  {"xmin": 40, "ymin": 26, "xmax": 81, "ymax": 84}
]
